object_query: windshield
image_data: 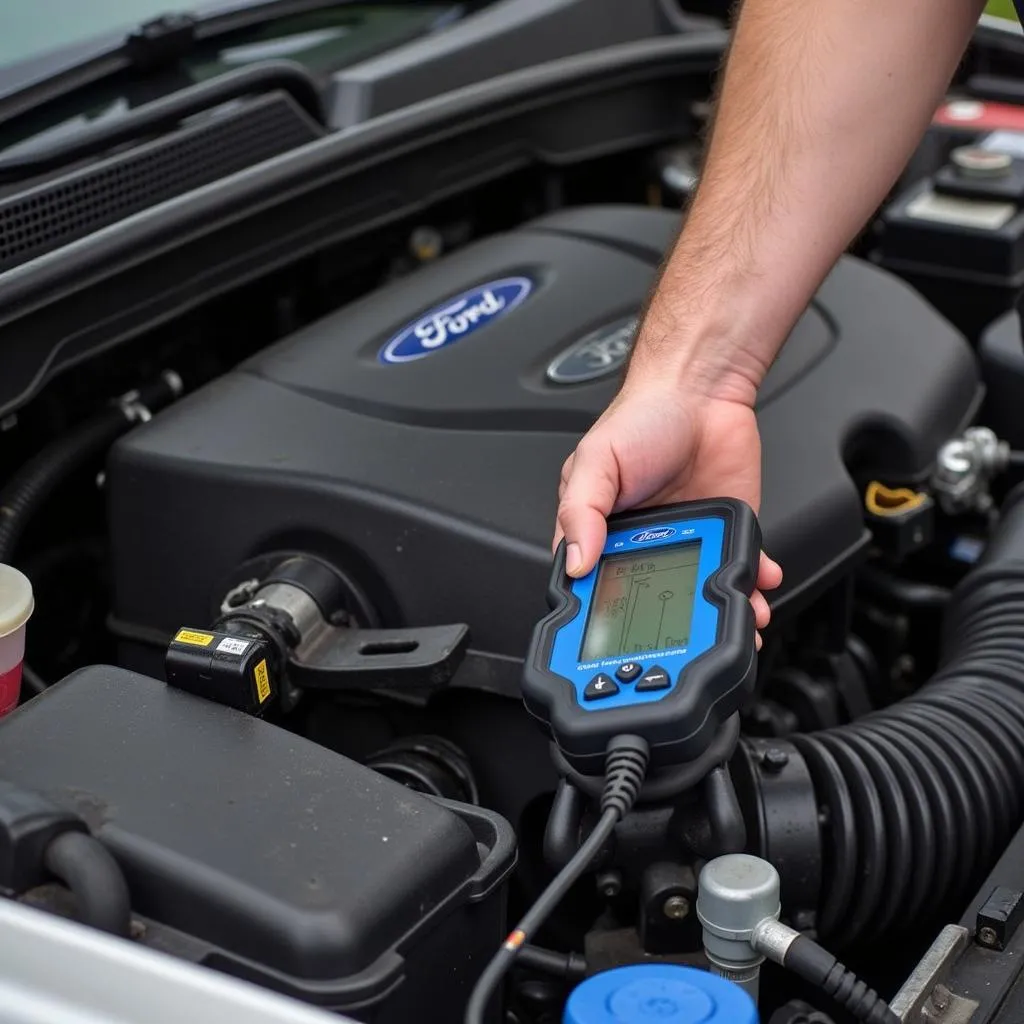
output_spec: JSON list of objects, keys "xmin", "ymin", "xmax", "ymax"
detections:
[
  {"xmin": 4, "ymin": 1, "xmax": 205, "ymax": 68},
  {"xmin": 0, "ymin": 3, "xmax": 471, "ymax": 155},
  {"xmin": 0, "ymin": 2, "xmax": 468, "ymax": 71}
]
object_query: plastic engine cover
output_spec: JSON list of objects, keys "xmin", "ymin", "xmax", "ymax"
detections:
[{"xmin": 107, "ymin": 205, "xmax": 981, "ymax": 666}]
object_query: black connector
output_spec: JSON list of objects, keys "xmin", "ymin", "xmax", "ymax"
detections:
[
  {"xmin": 0, "ymin": 780, "xmax": 132, "ymax": 936},
  {"xmin": 0, "ymin": 780, "xmax": 84, "ymax": 895},
  {"xmin": 165, "ymin": 627, "xmax": 277, "ymax": 714}
]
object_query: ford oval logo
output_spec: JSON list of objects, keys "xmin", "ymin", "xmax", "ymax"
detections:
[
  {"xmin": 630, "ymin": 528, "xmax": 677, "ymax": 544},
  {"xmin": 379, "ymin": 276, "xmax": 533, "ymax": 364},
  {"xmin": 546, "ymin": 315, "xmax": 637, "ymax": 385}
]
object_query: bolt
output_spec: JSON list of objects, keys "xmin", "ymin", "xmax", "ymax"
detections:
[
  {"xmin": 979, "ymin": 926, "xmax": 999, "ymax": 948},
  {"xmin": 761, "ymin": 749, "xmax": 789, "ymax": 773},
  {"xmin": 931, "ymin": 984, "xmax": 952, "ymax": 1012},
  {"xmin": 663, "ymin": 895, "xmax": 691, "ymax": 920},
  {"xmin": 596, "ymin": 870, "xmax": 621, "ymax": 899}
]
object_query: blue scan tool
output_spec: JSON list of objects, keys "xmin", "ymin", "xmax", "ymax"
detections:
[{"xmin": 522, "ymin": 499, "xmax": 761, "ymax": 773}]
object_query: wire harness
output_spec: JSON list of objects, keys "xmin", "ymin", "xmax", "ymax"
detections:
[{"xmin": 464, "ymin": 735, "xmax": 650, "ymax": 1024}]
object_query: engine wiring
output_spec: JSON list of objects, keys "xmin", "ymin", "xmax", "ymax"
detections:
[{"xmin": 464, "ymin": 736, "xmax": 651, "ymax": 1024}]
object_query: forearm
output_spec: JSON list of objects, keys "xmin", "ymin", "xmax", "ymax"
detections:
[{"xmin": 630, "ymin": 0, "xmax": 987, "ymax": 403}]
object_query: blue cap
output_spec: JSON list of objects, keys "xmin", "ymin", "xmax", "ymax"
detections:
[{"xmin": 563, "ymin": 964, "xmax": 758, "ymax": 1024}]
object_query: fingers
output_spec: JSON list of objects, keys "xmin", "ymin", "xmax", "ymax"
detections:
[
  {"xmin": 757, "ymin": 551, "xmax": 783, "ymax": 593},
  {"xmin": 751, "ymin": 589, "xmax": 771, "ymax": 631},
  {"xmin": 552, "ymin": 455, "xmax": 575, "ymax": 553},
  {"xmin": 751, "ymin": 555, "xmax": 782, "ymax": 652},
  {"xmin": 556, "ymin": 441, "xmax": 619, "ymax": 577}
]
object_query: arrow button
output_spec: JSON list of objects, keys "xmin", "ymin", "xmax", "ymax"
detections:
[
  {"xmin": 636, "ymin": 665, "xmax": 671, "ymax": 692},
  {"xmin": 584, "ymin": 674, "xmax": 620, "ymax": 701}
]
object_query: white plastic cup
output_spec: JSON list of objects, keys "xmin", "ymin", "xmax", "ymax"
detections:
[{"xmin": 0, "ymin": 565, "xmax": 34, "ymax": 717}]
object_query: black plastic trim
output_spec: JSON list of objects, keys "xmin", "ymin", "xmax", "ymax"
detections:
[
  {"xmin": 0, "ymin": 60, "xmax": 325, "ymax": 185},
  {"xmin": 0, "ymin": 33, "xmax": 726, "ymax": 419}
]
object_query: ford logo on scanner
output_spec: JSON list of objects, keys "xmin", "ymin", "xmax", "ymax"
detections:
[
  {"xmin": 630, "ymin": 528, "xmax": 677, "ymax": 544},
  {"xmin": 378, "ymin": 276, "xmax": 533, "ymax": 364}
]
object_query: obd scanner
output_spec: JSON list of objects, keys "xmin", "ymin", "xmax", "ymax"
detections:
[
  {"xmin": 522, "ymin": 498, "xmax": 761, "ymax": 778},
  {"xmin": 468, "ymin": 499, "xmax": 761, "ymax": 1021}
]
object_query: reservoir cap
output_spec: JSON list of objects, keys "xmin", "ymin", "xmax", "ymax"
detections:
[
  {"xmin": 563, "ymin": 964, "xmax": 758, "ymax": 1024},
  {"xmin": 0, "ymin": 565, "xmax": 33, "ymax": 639}
]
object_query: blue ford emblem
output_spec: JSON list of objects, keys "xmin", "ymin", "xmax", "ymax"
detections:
[
  {"xmin": 546, "ymin": 316, "xmax": 637, "ymax": 385},
  {"xmin": 379, "ymin": 276, "xmax": 533, "ymax": 364},
  {"xmin": 630, "ymin": 528, "xmax": 676, "ymax": 544}
]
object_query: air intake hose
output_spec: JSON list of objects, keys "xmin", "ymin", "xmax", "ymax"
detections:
[{"xmin": 745, "ymin": 486, "xmax": 1024, "ymax": 949}]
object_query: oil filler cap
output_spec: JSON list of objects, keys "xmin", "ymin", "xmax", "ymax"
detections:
[{"xmin": 563, "ymin": 964, "xmax": 758, "ymax": 1024}]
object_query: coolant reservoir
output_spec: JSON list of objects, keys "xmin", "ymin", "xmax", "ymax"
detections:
[{"xmin": 0, "ymin": 565, "xmax": 33, "ymax": 717}]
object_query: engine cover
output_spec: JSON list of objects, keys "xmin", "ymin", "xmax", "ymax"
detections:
[{"xmin": 107, "ymin": 205, "xmax": 981, "ymax": 671}]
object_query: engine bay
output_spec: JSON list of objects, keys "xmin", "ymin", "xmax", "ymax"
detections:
[{"xmin": 7, "ymin": 15, "xmax": 1024, "ymax": 1024}]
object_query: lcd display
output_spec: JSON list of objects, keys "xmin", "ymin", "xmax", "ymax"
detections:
[{"xmin": 579, "ymin": 542, "xmax": 701, "ymax": 661}]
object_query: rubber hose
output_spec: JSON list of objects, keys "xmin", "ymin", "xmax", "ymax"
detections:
[
  {"xmin": 517, "ymin": 944, "xmax": 587, "ymax": 981},
  {"xmin": 0, "ymin": 409, "xmax": 131, "ymax": 563},
  {"xmin": 43, "ymin": 831, "xmax": 132, "ymax": 937},
  {"xmin": 0, "ymin": 372, "xmax": 181, "ymax": 564},
  {"xmin": 786, "ymin": 486, "xmax": 1024, "ymax": 948}
]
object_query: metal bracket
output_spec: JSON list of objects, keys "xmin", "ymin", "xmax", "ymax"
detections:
[
  {"xmin": 288, "ymin": 623, "xmax": 470, "ymax": 692},
  {"xmin": 891, "ymin": 925, "xmax": 974, "ymax": 1024}
]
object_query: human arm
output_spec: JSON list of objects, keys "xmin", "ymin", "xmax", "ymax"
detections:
[{"xmin": 555, "ymin": 0, "xmax": 988, "ymax": 632}]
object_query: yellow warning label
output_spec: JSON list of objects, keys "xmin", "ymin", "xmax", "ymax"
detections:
[
  {"xmin": 254, "ymin": 659, "xmax": 271, "ymax": 704},
  {"xmin": 174, "ymin": 629, "xmax": 215, "ymax": 647}
]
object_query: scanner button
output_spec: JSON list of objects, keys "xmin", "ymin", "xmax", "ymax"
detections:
[
  {"xmin": 584, "ymin": 674, "xmax": 620, "ymax": 701},
  {"xmin": 636, "ymin": 665, "xmax": 671, "ymax": 692},
  {"xmin": 615, "ymin": 662, "xmax": 643, "ymax": 683}
]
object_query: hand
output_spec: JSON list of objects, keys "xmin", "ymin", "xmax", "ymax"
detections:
[{"xmin": 553, "ymin": 377, "xmax": 782, "ymax": 647}]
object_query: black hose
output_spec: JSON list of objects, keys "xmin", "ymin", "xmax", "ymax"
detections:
[
  {"xmin": 856, "ymin": 564, "xmax": 951, "ymax": 611},
  {"xmin": 0, "ymin": 411, "xmax": 130, "ymax": 563},
  {"xmin": 782, "ymin": 935, "xmax": 898, "ymax": 1024},
  {"xmin": 517, "ymin": 945, "xmax": 587, "ymax": 981},
  {"xmin": 43, "ymin": 831, "xmax": 132, "ymax": 938},
  {"xmin": 0, "ymin": 372, "xmax": 181, "ymax": 563},
  {"xmin": 783, "ymin": 486, "xmax": 1024, "ymax": 947}
]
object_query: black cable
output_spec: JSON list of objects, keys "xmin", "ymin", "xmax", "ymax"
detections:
[
  {"xmin": 0, "ymin": 372, "xmax": 181, "ymax": 563},
  {"xmin": 464, "ymin": 735, "xmax": 650, "ymax": 1024},
  {"xmin": 781, "ymin": 935, "xmax": 898, "ymax": 1024},
  {"xmin": 43, "ymin": 831, "xmax": 132, "ymax": 938}
]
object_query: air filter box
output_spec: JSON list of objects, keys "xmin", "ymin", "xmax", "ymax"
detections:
[{"xmin": 0, "ymin": 666, "xmax": 515, "ymax": 1022}]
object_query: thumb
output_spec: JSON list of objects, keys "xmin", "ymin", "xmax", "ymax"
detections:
[{"xmin": 556, "ymin": 441, "xmax": 620, "ymax": 578}]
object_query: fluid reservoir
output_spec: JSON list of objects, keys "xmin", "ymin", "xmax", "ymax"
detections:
[
  {"xmin": 563, "ymin": 963, "xmax": 758, "ymax": 1024},
  {"xmin": 0, "ymin": 565, "xmax": 33, "ymax": 718}
]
